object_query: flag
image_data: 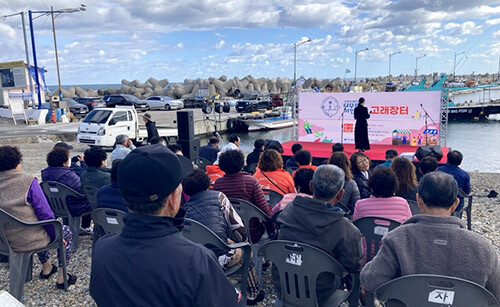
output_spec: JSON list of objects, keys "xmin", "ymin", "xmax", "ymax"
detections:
[{"xmin": 345, "ymin": 68, "xmax": 351, "ymax": 74}]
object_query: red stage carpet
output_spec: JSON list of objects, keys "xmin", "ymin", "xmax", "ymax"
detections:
[{"xmin": 282, "ymin": 141, "xmax": 449, "ymax": 162}]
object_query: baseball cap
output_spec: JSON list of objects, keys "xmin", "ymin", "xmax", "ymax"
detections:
[
  {"xmin": 54, "ymin": 142, "xmax": 73, "ymax": 150},
  {"xmin": 118, "ymin": 144, "xmax": 192, "ymax": 204}
]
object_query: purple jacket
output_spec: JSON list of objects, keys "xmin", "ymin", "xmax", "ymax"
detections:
[{"xmin": 41, "ymin": 167, "xmax": 90, "ymax": 216}]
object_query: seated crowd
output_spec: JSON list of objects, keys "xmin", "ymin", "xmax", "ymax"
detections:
[{"xmin": 0, "ymin": 136, "xmax": 498, "ymax": 306}]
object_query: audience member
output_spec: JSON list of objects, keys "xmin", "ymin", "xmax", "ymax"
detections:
[
  {"xmin": 167, "ymin": 144, "xmax": 183, "ymax": 155},
  {"xmin": 353, "ymin": 168, "xmax": 411, "ymax": 263},
  {"xmin": 418, "ymin": 155, "xmax": 438, "ymax": 177},
  {"xmin": 96, "ymin": 159, "xmax": 127, "ymax": 212},
  {"xmin": 142, "ymin": 113, "xmax": 159, "ymax": 144},
  {"xmin": 284, "ymin": 143, "xmax": 302, "ymax": 168},
  {"xmin": 332, "ymin": 143, "xmax": 344, "ymax": 153},
  {"xmin": 199, "ymin": 136, "xmax": 219, "ymax": 163},
  {"xmin": 328, "ymin": 152, "xmax": 360, "ymax": 215},
  {"xmin": 182, "ymin": 169, "xmax": 265, "ymax": 305},
  {"xmin": 322, "ymin": 143, "xmax": 345, "ymax": 164},
  {"xmin": 375, "ymin": 149, "xmax": 398, "ymax": 169},
  {"xmin": 110, "ymin": 134, "xmax": 136, "ymax": 162},
  {"xmin": 206, "ymin": 157, "xmax": 225, "ymax": 186},
  {"xmin": 213, "ymin": 150, "xmax": 274, "ymax": 243},
  {"xmin": 391, "ymin": 156, "xmax": 418, "ymax": 201},
  {"xmin": 80, "ymin": 147, "xmax": 111, "ymax": 188},
  {"xmin": 350, "ymin": 152, "xmax": 372, "ymax": 199},
  {"xmin": 42, "ymin": 148, "xmax": 92, "ymax": 232},
  {"xmin": 275, "ymin": 165, "xmax": 363, "ymax": 306},
  {"xmin": 292, "ymin": 150, "xmax": 317, "ymax": 177},
  {"xmin": 54, "ymin": 142, "xmax": 87, "ymax": 176},
  {"xmin": 253, "ymin": 149, "xmax": 295, "ymax": 195},
  {"xmin": 0, "ymin": 146, "xmax": 77, "ymax": 288},
  {"xmin": 90, "ymin": 145, "xmax": 242, "ymax": 306},
  {"xmin": 150, "ymin": 136, "xmax": 166, "ymax": 145},
  {"xmin": 264, "ymin": 140, "xmax": 283, "ymax": 153},
  {"xmin": 438, "ymin": 150, "xmax": 470, "ymax": 213},
  {"xmin": 221, "ymin": 134, "xmax": 240, "ymax": 152},
  {"xmin": 246, "ymin": 139, "xmax": 265, "ymax": 166},
  {"xmin": 272, "ymin": 168, "xmax": 314, "ymax": 214},
  {"xmin": 360, "ymin": 172, "xmax": 500, "ymax": 299}
]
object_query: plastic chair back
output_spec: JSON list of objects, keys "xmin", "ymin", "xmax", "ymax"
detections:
[
  {"xmin": 195, "ymin": 157, "xmax": 212, "ymax": 171},
  {"xmin": 82, "ymin": 185, "xmax": 100, "ymax": 211},
  {"xmin": 375, "ymin": 274, "xmax": 500, "ymax": 307},
  {"xmin": 40, "ymin": 181, "xmax": 86, "ymax": 251},
  {"xmin": 0, "ymin": 209, "xmax": 68, "ymax": 300},
  {"xmin": 181, "ymin": 218, "xmax": 251, "ymax": 298},
  {"xmin": 258, "ymin": 240, "xmax": 351, "ymax": 307},
  {"xmin": 354, "ymin": 217, "xmax": 401, "ymax": 263},
  {"xmin": 91, "ymin": 208, "xmax": 125, "ymax": 235},
  {"xmin": 40, "ymin": 181, "xmax": 85, "ymax": 218},
  {"xmin": 227, "ymin": 198, "xmax": 271, "ymax": 245},
  {"xmin": 407, "ymin": 200, "xmax": 421, "ymax": 215},
  {"xmin": 262, "ymin": 189, "xmax": 284, "ymax": 208},
  {"xmin": 244, "ymin": 163, "xmax": 258, "ymax": 174}
]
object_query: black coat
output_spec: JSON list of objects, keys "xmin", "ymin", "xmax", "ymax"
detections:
[
  {"xmin": 353, "ymin": 170, "xmax": 372, "ymax": 199},
  {"xmin": 354, "ymin": 105, "xmax": 370, "ymax": 150},
  {"xmin": 90, "ymin": 210, "xmax": 242, "ymax": 307},
  {"xmin": 246, "ymin": 148, "xmax": 263, "ymax": 166},
  {"xmin": 146, "ymin": 120, "xmax": 159, "ymax": 143}
]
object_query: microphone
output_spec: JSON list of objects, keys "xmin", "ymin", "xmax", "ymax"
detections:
[{"xmin": 420, "ymin": 103, "xmax": 423, "ymax": 107}]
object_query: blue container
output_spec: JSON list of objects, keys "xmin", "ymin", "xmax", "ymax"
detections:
[
  {"xmin": 46, "ymin": 109, "xmax": 52, "ymax": 122},
  {"xmin": 56, "ymin": 108, "xmax": 62, "ymax": 121}
]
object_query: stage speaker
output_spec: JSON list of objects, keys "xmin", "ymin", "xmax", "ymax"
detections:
[
  {"xmin": 415, "ymin": 145, "xmax": 443, "ymax": 161},
  {"xmin": 177, "ymin": 138, "xmax": 200, "ymax": 161},
  {"xmin": 177, "ymin": 110, "xmax": 195, "ymax": 140}
]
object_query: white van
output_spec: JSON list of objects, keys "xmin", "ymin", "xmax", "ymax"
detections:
[{"xmin": 77, "ymin": 106, "xmax": 177, "ymax": 147}]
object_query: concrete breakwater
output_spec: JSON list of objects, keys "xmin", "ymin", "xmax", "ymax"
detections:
[{"xmin": 59, "ymin": 73, "xmax": 500, "ymax": 100}]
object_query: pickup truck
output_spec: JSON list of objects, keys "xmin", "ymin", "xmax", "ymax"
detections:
[{"xmin": 77, "ymin": 106, "xmax": 177, "ymax": 147}]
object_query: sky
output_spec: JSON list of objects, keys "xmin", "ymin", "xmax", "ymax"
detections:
[{"xmin": 1, "ymin": 0, "xmax": 500, "ymax": 85}]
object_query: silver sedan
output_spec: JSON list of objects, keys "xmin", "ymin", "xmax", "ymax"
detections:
[{"xmin": 145, "ymin": 96, "xmax": 184, "ymax": 110}]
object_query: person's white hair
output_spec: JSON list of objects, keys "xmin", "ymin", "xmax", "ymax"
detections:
[{"xmin": 313, "ymin": 165, "xmax": 345, "ymax": 200}]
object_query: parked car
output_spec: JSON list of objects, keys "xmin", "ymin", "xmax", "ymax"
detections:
[
  {"xmin": 183, "ymin": 97, "xmax": 208, "ymax": 108},
  {"xmin": 62, "ymin": 98, "xmax": 89, "ymax": 117},
  {"xmin": 72, "ymin": 97, "xmax": 106, "ymax": 111},
  {"xmin": 236, "ymin": 93, "xmax": 272, "ymax": 113},
  {"xmin": 271, "ymin": 95, "xmax": 283, "ymax": 107},
  {"xmin": 145, "ymin": 96, "xmax": 184, "ymax": 110},
  {"xmin": 102, "ymin": 94, "xmax": 148, "ymax": 111}
]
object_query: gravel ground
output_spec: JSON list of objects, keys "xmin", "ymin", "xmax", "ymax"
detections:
[{"xmin": 0, "ymin": 139, "xmax": 499, "ymax": 306}]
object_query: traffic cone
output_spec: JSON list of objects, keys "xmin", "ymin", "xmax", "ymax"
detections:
[{"xmin": 50, "ymin": 109, "xmax": 56, "ymax": 123}]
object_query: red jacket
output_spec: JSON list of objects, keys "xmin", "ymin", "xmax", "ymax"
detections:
[{"xmin": 213, "ymin": 172, "xmax": 273, "ymax": 242}]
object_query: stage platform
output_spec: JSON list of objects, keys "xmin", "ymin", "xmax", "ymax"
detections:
[{"xmin": 282, "ymin": 141, "xmax": 449, "ymax": 162}]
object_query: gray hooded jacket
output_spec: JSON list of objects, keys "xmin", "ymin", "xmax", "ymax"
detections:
[{"xmin": 361, "ymin": 214, "xmax": 500, "ymax": 299}]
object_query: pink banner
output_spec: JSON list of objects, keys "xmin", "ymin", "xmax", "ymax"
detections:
[{"xmin": 298, "ymin": 91, "xmax": 442, "ymax": 146}]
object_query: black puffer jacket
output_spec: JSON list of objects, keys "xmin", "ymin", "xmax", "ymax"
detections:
[
  {"xmin": 353, "ymin": 171, "xmax": 371, "ymax": 199},
  {"xmin": 184, "ymin": 190, "xmax": 229, "ymax": 242}
]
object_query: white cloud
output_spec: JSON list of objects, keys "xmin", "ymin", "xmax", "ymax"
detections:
[
  {"xmin": 214, "ymin": 40, "xmax": 225, "ymax": 50},
  {"xmin": 444, "ymin": 21, "xmax": 482, "ymax": 35},
  {"xmin": 494, "ymin": 30, "xmax": 500, "ymax": 38}
]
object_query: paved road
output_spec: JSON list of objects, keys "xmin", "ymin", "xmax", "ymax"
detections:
[{"xmin": 0, "ymin": 108, "xmax": 240, "ymax": 140}]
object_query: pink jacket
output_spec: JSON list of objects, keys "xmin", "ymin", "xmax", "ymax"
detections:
[
  {"xmin": 272, "ymin": 193, "xmax": 312, "ymax": 215},
  {"xmin": 353, "ymin": 195, "xmax": 412, "ymax": 223}
]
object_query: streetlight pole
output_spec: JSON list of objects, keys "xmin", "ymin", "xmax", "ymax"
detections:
[
  {"xmin": 51, "ymin": 6, "xmax": 63, "ymax": 101},
  {"xmin": 453, "ymin": 51, "xmax": 465, "ymax": 79},
  {"xmin": 293, "ymin": 37, "xmax": 311, "ymax": 83},
  {"xmin": 28, "ymin": 5, "xmax": 86, "ymax": 109},
  {"xmin": 389, "ymin": 51, "xmax": 401, "ymax": 76},
  {"xmin": 414, "ymin": 54, "xmax": 426, "ymax": 81},
  {"xmin": 354, "ymin": 47, "xmax": 369, "ymax": 84}
]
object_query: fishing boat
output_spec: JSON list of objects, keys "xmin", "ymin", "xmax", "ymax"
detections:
[{"xmin": 242, "ymin": 112, "xmax": 293, "ymax": 131}]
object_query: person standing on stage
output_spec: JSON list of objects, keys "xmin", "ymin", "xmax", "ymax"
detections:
[{"xmin": 354, "ymin": 97, "xmax": 370, "ymax": 152}]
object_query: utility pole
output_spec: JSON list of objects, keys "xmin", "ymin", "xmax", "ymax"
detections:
[
  {"xmin": 389, "ymin": 51, "xmax": 401, "ymax": 76},
  {"xmin": 355, "ymin": 47, "xmax": 369, "ymax": 84},
  {"xmin": 51, "ymin": 7, "xmax": 63, "ymax": 101}
]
